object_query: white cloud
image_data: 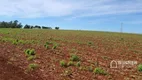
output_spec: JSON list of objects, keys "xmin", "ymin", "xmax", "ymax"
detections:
[{"xmin": 0, "ymin": 0, "xmax": 142, "ymax": 18}]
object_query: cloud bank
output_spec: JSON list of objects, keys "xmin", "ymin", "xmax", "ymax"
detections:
[{"xmin": 0, "ymin": 0, "xmax": 142, "ymax": 18}]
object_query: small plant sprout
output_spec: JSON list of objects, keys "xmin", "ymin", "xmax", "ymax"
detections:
[
  {"xmin": 70, "ymin": 54, "xmax": 80, "ymax": 61},
  {"xmin": 67, "ymin": 61, "xmax": 74, "ymax": 66},
  {"xmin": 93, "ymin": 67, "xmax": 107, "ymax": 75},
  {"xmin": 52, "ymin": 45, "xmax": 57, "ymax": 49},
  {"xmin": 28, "ymin": 63, "xmax": 39, "ymax": 71},
  {"xmin": 71, "ymin": 48, "xmax": 76, "ymax": 53},
  {"xmin": 88, "ymin": 41, "xmax": 93, "ymax": 45},
  {"xmin": 12, "ymin": 40, "xmax": 18, "ymax": 45},
  {"xmin": 45, "ymin": 41, "xmax": 52, "ymax": 45},
  {"xmin": 44, "ymin": 44, "xmax": 49, "ymax": 49},
  {"xmin": 60, "ymin": 60, "xmax": 67, "ymax": 67},
  {"xmin": 25, "ymin": 49, "xmax": 31, "ymax": 56},
  {"xmin": 44, "ymin": 41, "xmax": 52, "ymax": 49},
  {"xmin": 29, "ymin": 49, "xmax": 35, "ymax": 55},
  {"xmin": 25, "ymin": 49, "xmax": 36, "ymax": 56},
  {"xmin": 138, "ymin": 64, "xmax": 142, "ymax": 72},
  {"xmin": 64, "ymin": 69, "xmax": 72, "ymax": 76},
  {"xmin": 88, "ymin": 65, "xmax": 93, "ymax": 72},
  {"xmin": 27, "ymin": 56, "xmax": 36, "ymax": 61},
  {"xmin": 120, "ymin": 37, "xmax": 124, "ymax": 41},
  {"xmin": 76, "ymin": 61, "xmax": 81, "ymax": 67}
]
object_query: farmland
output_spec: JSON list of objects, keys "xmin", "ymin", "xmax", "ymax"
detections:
[{"xmin": 0, "ymin": 28, "xmax": 142, "ymax": 80}]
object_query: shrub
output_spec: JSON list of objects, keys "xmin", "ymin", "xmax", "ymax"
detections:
[
  {"xmin": 60, "ymin": 60, "xmax": 67, "ymax": 67},
  {"xmin": 70, "ymin": 54, "xmax": 80, "ymax": 61},
  {"xmin": 93, "ymin": 67, "xmax": 106, "ymax": 75},
  {"xmin": 28, "ymin": 63, "xmax": 39, "ymax": 70},
  {"xmin": 138, "ymin": 64, "xmax": 142, "ymax": 72}
]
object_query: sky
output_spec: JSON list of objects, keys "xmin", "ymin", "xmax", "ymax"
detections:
[{"xmin": 0, "ymin": 0, "xmax": 142, "ymax": 34}]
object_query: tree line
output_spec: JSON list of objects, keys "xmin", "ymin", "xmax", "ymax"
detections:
[{"xmin": 0, "ymin": 20, "xmax": 59, "ymax": 30}]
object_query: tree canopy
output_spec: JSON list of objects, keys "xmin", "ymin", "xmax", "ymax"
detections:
[
  {"xmin": 0, "ymin": 20, "xmax": 22, "ymax": 28},
  {"xmin": 0, "ymin": 20, "xmax": 58, "ymax": 30}
]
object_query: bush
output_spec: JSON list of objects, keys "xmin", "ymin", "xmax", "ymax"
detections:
[
  {"xmin": 70, "ymin": 54, "xmax": 80, "ymax": 61},
  {"xmin": 60, "ymin": 60, "xmax": 67, "ymax": 67},
  {"xmin": 138, "ymin": 64, "xmax": 142, "ymax": 72},
  {"xmin": 93, "ymin": 67, "xmax": 106, "ymax": 75}
]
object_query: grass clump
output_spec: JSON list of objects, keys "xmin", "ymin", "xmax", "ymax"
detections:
[
  {"xmin": 70, "ymin": 54, "xmax": 80, "ymax": 61},
  {"xmin": 93, "ymin": 67, "xmax": 107, "ymax": 75},
  {"xmin": 138, "ymin": 64, "xmax": 142, "ymax": 72},
  {"xmin": 60, "ymin": 60, "xmax": 67, "ymax": 67}
]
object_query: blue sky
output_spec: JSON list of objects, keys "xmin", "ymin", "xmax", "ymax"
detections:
[{"xmin": 0, "ymin": 0, "xmax": 142, "ymax": 34}]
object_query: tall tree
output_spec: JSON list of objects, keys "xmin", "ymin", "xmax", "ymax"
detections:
[
  {"xmin": 24, "ymin": 24, "xmax": 31, "ymax": 29},
  {"xmin": 55, "ymin": 27, "xmax": 59, "ymax": 30}
]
